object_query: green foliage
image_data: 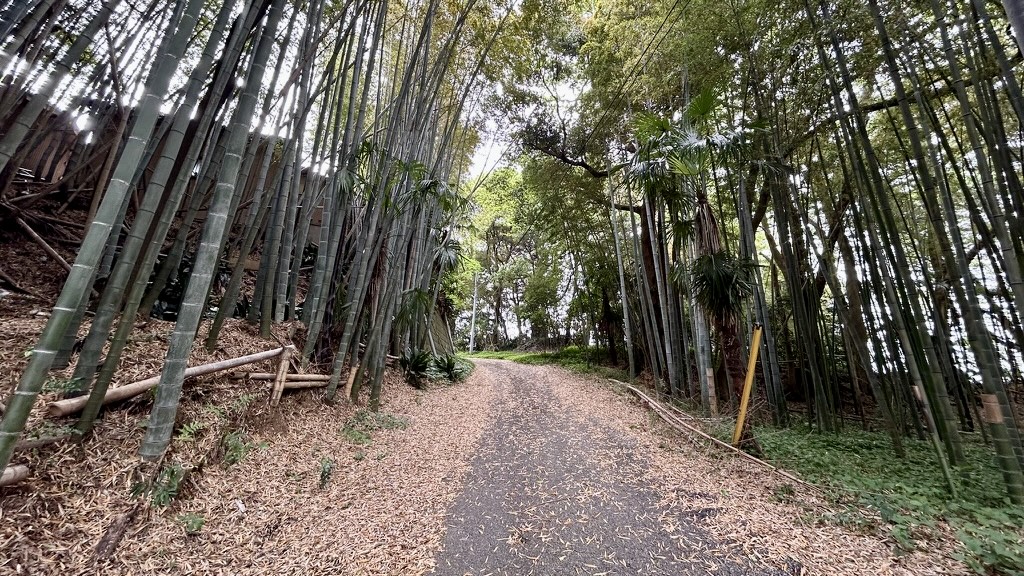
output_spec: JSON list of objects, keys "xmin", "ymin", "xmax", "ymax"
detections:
[
  {"xmin": 177, "ymin": 512, "xmax": 205, "ymax": 535},
  {"xmin": 204, "ymin": 393, "xmax": 259, "ymax": 425},
  {"xmin": 400, "ymin": 348, "xmax": 434, "ymax": 388},
  {"xmin": 174, "ymin": 421, "xmax": 206, "ymax": 442},
  {"xmin": 433, "ymin": 353, "xmax": 472, "ymax": 382},
  {"xmin": 228, "ymin": 393, "xmax": 260, "ymax": 417},
  {"xmin": 352, "ymin": 409, "xmax": 408, "ymax": 431},
  {"xmin": 341, "ymin": 409, "xmax": 409, "ymax": 446},
  {"xmin": 682, "ymin": 251, "xmax": 757, "ymax": 319},
  {"xmin": 318, "ymin": 457, "xmax": 334, "ymax": 490},
  {"xmin": 469, "ymin": 346, "xmax": 629, "ymax": 381},
  {"xmin": 950, "ymin": 505, "xmax": 1024, "ymax": 575},
  {"xmin": 221, "ymin": 431, "xmax": 263, "ymax": 466},
  {"xmin": 134, "ymin": 463, "xmax": 186, "ymax": 508},
  {"xmin": 756, "ymin": 425, "xmax": 1024, "ymax": 573},
  {"xmin": 401, "ymin": 349, "xmax": 473, "ymax": 387},
  {"xmin": 341, "ymin": 427, "xmax": 372, "ymax": 445},
  {"xmin": 42, "ymin": 377, "xmax": 79, "ymax": 395}
]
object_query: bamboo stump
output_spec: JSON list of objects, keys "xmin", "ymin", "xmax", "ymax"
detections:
[{"xmin": 0, "ymin": 465, "xmax": 30, "ymax": 487}]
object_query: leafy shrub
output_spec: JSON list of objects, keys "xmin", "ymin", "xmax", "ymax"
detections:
[
  {"xmin": 433, "ymin": 353, "xmax": 471, "ymax": 382},
  {"xmin": 400, "ymin": 348, "xmax": 433, "ymax": 388}
]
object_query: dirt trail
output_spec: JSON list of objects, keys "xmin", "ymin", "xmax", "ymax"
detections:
[{"xmin": 434, "ymin": 360, "xmax": 789, "ymax": 576}]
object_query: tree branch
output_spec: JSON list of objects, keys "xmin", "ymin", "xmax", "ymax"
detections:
[{"xmin": 532, "ymin": 145, "xmax": 609, "ymax": 178}]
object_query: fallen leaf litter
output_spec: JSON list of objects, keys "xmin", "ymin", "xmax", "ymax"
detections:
[{"xmin": 1, "ymin": 337, "xmax": 970, "ymax": 575}]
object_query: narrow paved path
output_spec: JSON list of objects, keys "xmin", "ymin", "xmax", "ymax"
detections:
[{"xmin": 433, "ymin": 360, "xmax": 788, "ymax": 576}]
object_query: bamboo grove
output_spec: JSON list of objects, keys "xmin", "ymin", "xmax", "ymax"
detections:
[
  {"xmin": 0, "ymin": 0, "xmax": 506, "ymax": 471},
  {"xmin": 454, "ymin": 0, "xmax": 1024, "ymax": 503}
]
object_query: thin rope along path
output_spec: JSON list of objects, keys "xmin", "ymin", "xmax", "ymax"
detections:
[{"xmin": 433, "ymin": 360, "xmax": 790, "ymax": 576}]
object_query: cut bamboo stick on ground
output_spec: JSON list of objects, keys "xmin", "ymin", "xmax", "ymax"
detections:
[
  {"xmin": 616, "ymin": 380, "xmax": 818, "ymax": 491},
  {"xmin": 0, "ymin": 465, "xmax": 30, "ymax": 486},
  {"xmin": 48, "ymin": 347, "xmax": 287, "ymax": 417},
  {"xmin": 230, "ymin": 372, "xmax": 330, "ymax": 381},
  {"xmin": 282, "ymin": 380, "xmax": 330, "ymax": 390}
]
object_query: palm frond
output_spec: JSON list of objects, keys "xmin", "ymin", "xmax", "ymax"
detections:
[{"xmin": 688, "ymin": 250, "xmax": 757, "ymax": 319}]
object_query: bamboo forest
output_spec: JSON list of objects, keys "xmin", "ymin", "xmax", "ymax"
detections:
[{"xmin": 1, "ymin": 0, "xmax": 1023, "ymax": 573}]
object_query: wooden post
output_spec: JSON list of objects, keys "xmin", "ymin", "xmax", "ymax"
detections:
[
  {"xmin": 270, "ymin": 345, "xmax": 295, "ymax": 406},
  {"xmin": 733, "ymin": 323, "xmax": 763, "ymax": 446}
]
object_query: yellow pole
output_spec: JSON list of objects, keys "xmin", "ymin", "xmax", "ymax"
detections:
[{"xmin": 732, "ymin": 323, "xmax": 763, "ymax": 446}]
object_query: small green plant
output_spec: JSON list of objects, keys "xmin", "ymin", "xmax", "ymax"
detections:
[
  {"xmin": 204, "ymin": 404, "xmax": 227, "ymax": 420},
  {"xmin": 341, "ymin": 426, "xmax": 372, "ymax": 445},
  {"xmin": 25, "ymin": 422, "xmax": 76, "ymax": 440},
  {"xmin": 400, "ymin": 348, "xmax": 433, "ymax": 388},
  {"xmin": 175, "ymin": 421, "xmax": 206, "ymax": 442},
  {"xmin": 135, "ymin": 463, "xmax": 186, "ymax": 507},
  {"xmin": 352, "ymin": 409, "xmax": 408, "ymax": 431},
  {"xmin": 42, "ymin": 377, "xmax": 79, "ymax": 395},
  {"xmin": 222, "ymin": 431, "xmax": 264, "ymax": 466},
  {"xmin": 318, "ymin": 457, "xmax": 335, "ymax": 489},
  {"xmin": 771, "ymin": 483, "xmax": 795, "ymax": 503},
  {"xmin": 341, "ymin": 409, "xmax": 408, "ymax": 446},
  {"xmin": 433, "ymin": 353, "xmax": 471, "ymax": 382},
  {"xmin": 353, "ymin": 450, "xmax": 365, "ymax": 461},
  {"xmin": 229, "ymin": 393, "xmax": 260, "ymax": 416},
  {"xmin": 177, "ymin": 512, "xmax": 205, "ymax": 535}
]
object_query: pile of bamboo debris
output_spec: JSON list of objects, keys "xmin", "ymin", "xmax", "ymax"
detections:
[{"xmin": 2, "ymin": 344, "xmax": 336, "ymax": 488}]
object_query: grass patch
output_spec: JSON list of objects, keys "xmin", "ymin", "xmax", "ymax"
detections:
[
  {"xmin": 467, "ymin": 345, "xmax": 629, "ymax": 381},
  {"xmin": 754, "ymin": 424, "xmax": 1024, "ymax": 573}
]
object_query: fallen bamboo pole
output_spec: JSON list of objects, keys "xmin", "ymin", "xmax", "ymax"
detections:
[
  {"xmin": 617, "ymin": 380, "xmax": 818, "ymax": 491},
  {"xmin": 0, "ymin": 465, "xmax": 29, "ymax": 487},
  {"xmin": 282, "ymin": 380, "xmax": 329, "ymax": 390},
  {"xmin": 230, "ymin": 372, "xmax": 331, "ymax": 382},
  {"xmin": 16, "ymin": 217, "xmax": 72, "ymax": 273},
  {"xmin": 48, "ymin": 347, "xmax": 287, "ymax": 417}
]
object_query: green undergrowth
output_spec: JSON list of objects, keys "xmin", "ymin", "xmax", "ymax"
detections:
[
  {"xmin": 341, "ymin": 409, "xmax": 409, "ymax": 446},
  {"xmin": 400, "ymin": 349, "xmax": 474, "ymax": 388},
  {"xmin": 467, "ymin": 346, "xmax": 629, "ymax": 381},
  {"xmin": 752, "ymin": 424, "xmax": 1024, "ymax": 574}
]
